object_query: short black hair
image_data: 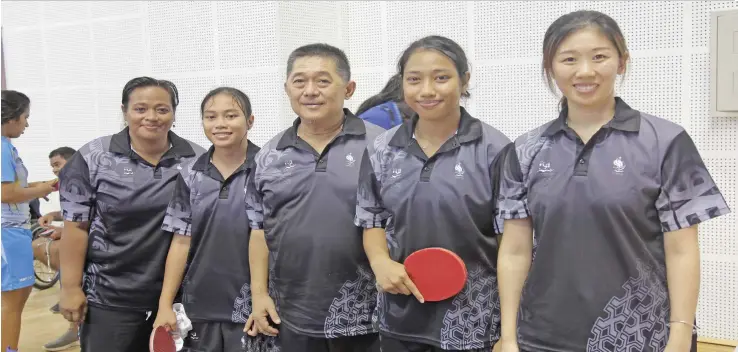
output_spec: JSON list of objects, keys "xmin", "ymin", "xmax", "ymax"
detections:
[
  {"xmin": 121, "ymin": 77, "xmax": 179, "ymax": 112},
  {"xmin": 200, "ymin": 87, "xmax": 252, "ymax": 117},
  {"xmin": 286, "ymin": 43, "xmax": 351, "ymax": 83},
  {"xmin": 49, "ymin": 146, "xmax": 76, "ymax": 160},
  {"xmin": 2, "ymin": 90, "xmax": 31, "ymax": 125}
]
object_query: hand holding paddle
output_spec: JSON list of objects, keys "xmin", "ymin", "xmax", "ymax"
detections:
[
  {"xmin": 370, "ymin": 257, "xmax": 425, "ymax": 303},
  {"xmin": 153, "ymin": 306, "xmax": 177, "ymax": 335},
  {"xmin": 149, "ymin": 326, "xmax": 176, "ymax": 352}
]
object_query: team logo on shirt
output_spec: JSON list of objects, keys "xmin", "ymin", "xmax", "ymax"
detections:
[
  {"xmin": 613, "ymin": 157, "xmax": 626, "ymax": 174},
  {"xmin": 345, "ymin": 153, "xmax": 355, "ymax": 167},
  {"xmin": 123, "ymin": 167, "xmax": 133, "ymax": 175},
  {"xmin": 284, "ymin": 160, "xmax": 295, "ymax": 170},
  {"xmin": 454, "ymin": 162, "xmax": 464, "ymax": 179},
  {"xmin": 391, "ymin": 168, "xmax": 402, "ymax": 178},
  {"xmin": 538, "ymin": 161, "xmax": 553, "ymax": 173}
]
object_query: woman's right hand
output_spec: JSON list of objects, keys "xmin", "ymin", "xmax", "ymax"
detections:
[
  {"xmin": 153, "ymin": 306, "xmax": 178, "ymax": 333},
  {"xmin": 60, "ymin": 286, "xmax": 87, "ymax": 325},
  {"xmin": 370, "ymin": 257, "xmax": 424, "ymax": 303},
  {"xmin": 34, "ymin": 181, "xmax": 55, "ymax": 199}
]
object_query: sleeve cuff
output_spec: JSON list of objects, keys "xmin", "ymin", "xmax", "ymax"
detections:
[
  {"xmin": 61, "ymin": 208, "xmax": 91, "ymax": 222},
  {"xmin": 662, "ymin": 206, "xmax": 731, "ymax": 233},
  {"xmin": 249, "ymin": 221, "xmax": 264, "ymax": 230}
]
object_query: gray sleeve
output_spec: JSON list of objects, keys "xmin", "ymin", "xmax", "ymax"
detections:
[
  {"xmin": 245, "ymin": 164, "xmax": 264, "ymax": 230},
  {"xmin": 655, "ymin": 131, "xmax": 731, "ymax": 232},
  {"xmin": 161, "ymin": 173, "xmax": 193, "ymax": 236},
  {"xmin": 497, "ymin": 142, "xmax": 530, "ymax": 221},
  {"xmin": 58, "ymin": 149, "xmax": 95, "ymax": 222},
  {"xmin": 354, "ymin": 139, "xmax": 391, "ymax": 229}
]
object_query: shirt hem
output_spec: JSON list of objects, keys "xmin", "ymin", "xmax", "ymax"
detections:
[
  {"xmin": 62, "ymin": 215, "xmax": 90, "ymax": 222},
  {"xmin": 378, "ymin": 329, "xmax": 493, "ymax": 350},
  {"xmin": 87, "ymin": 300, "xmax": 156, "ymax": 312},
  {"xmin": 281, "ymin": 318, "xmax": 377, "ymax": 339},
  {"xmin": 518, "ymin": 340, "xmax": 570, "ymax": 352}
]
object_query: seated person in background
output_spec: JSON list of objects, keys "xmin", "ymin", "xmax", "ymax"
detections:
[
  {"xmin": 356, "ymin": 73, "xmax": 414, "ymax": 130},
  {"xmin": 29, "ymin": 146, "xmax": 80, "ymax": 352}
]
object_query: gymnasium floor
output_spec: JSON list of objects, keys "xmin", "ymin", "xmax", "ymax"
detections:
[{"xmin": 18, "ymin": 285, "xmax": 736, "ymax": 352}]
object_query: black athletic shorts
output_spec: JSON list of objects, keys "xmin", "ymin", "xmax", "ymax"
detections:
[
  {"xmin": 183, "ymin": 321, "xmax": 278, "ymax": 352},
  {"xmin": 80, "ymin": 304, "xmax": 156, "ymax": 352}
]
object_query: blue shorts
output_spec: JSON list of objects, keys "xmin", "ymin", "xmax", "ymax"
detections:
[{"xmin": 1, "ymin": 227, "xmax": 35, "ymax": 291}]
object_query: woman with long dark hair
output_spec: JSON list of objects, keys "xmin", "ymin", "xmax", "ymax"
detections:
[{"xmin": 356, "ymin": 74, "xmax": 414, "ymax": 130}]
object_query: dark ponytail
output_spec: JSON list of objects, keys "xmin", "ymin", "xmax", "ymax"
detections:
[
  {"xmin": 356, "ymin": 73, "xmax": 403, "ymax": 116},
  {"xmin": 200, "ymin": 87, "xmax": 252, "ymax": 117},
  {"xmin": 1, "ymin": 90, "xmax": 30, "ymax": 125}
]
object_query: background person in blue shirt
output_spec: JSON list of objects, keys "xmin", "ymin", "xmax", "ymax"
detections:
[
  {"xmin": 2, "ymin": 90, "xmax": 57, "ymax": 352},
  {"xmin": 356, "ymin": 73, "xmax": 414, "ymax": 130}
]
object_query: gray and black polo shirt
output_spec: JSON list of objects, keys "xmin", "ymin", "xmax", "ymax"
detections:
[
  {"xmin": 498, "ymin": 97, "xmax": 731, "ymax": 352},
  {"xmin": 354, "ymin": 107, "xmax": 510, "ymax": 350},
  {"xmin": 59, "ymin": 128, "xmax": 205, "ymax": 311},
  {"xmin": 245, "ymin": 109, "xmax": 384, "ymax": 338},
  {"xmin": 162, "ymin": 141, "xmax": 262, "ymax": 325}
]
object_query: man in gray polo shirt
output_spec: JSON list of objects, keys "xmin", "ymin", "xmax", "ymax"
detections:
[
  {"xmin": 497, "ymin": 97, "xmax": 731, "ymax": 352},
  {"xmin": 245, "ymin": 43, "xmax": 383, "ymax": 352}
]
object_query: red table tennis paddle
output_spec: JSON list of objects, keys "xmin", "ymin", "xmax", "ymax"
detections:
[
  {"xmin": 404, "ymin": 247, "xmax": 467, "ymax": 302},
  {"xmin": 149, "ymin": 326, "xmax": 176, "ymax": 352}
]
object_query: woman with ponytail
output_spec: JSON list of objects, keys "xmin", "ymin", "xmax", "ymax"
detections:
[
  {"xmin": 155, "ymin": 87, "xmax": 276, "ymax": 351},
  {"xmin": 357, "ymin": 74, "xmax": 414, "ymax": 130}
]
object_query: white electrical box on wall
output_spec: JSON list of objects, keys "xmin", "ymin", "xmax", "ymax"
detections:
[{"xmin": 711, "ymin": 9, "xmax": 738, "ymax": 116}]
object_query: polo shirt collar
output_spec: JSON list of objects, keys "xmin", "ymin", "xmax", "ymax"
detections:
[
  {"xmin": 110, "ymin": 127, "xmax": 196, "ymax": 158},
  {"xmin": 192, "ymin": 140, "xmax": 260, "ymax": 173},
  {"xmin": 388, "ymin": 106, "xmax": 482, "ymax": 148},
  {"xmin": 542, "ymin": 97, "xmax": 641, "ymax": 137},
  {"xmin": 276, "ymin": 108, "xmax": 365, "ymax": 150}
]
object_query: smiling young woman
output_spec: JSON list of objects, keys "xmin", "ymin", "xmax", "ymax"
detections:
[{"xmin": 496, "ymin": 10, "xmax": 730, "ymax": 352}]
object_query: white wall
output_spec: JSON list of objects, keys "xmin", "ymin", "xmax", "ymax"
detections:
[{"xmin": 2, "ymin": 0, "xmax": 737, "ymax": 341}]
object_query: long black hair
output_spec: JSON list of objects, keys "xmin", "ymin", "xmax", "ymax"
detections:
[{"xmin": 356, "ymin": 73, "xmax": 403, "ymax": 116}]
